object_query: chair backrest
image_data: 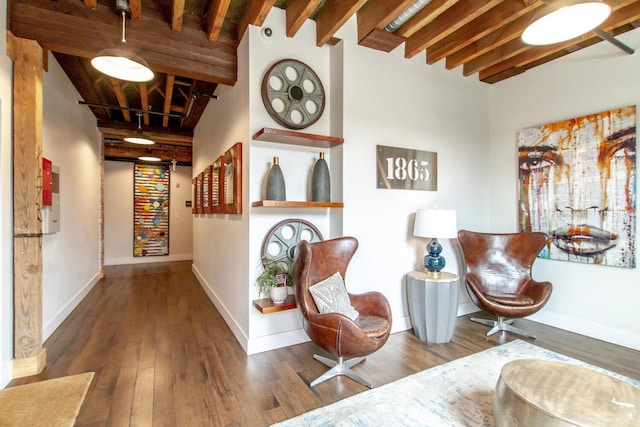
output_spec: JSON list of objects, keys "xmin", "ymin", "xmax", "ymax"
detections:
[
  {"xmin": 292, "ymin": 237, "xmax": 358, "ymax": 318},
  {"xmin": 458, "ymin": 230, "xmax": 548, "ymax": 294}
]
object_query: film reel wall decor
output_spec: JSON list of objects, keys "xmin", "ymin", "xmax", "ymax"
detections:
[
  {"xmin": 261, "ymin": 219, "xmax": 324, "ymax": 272},
  {"xmin": 261, "ymin": 59, "xmax": 325, "ymax": 130}
]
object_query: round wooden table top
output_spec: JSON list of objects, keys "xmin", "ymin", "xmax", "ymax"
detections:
[{"xmin": 494, "ymin": 359, "xmax": 640, "ymax": 426}]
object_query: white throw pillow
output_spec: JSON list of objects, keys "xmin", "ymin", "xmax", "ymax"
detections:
[{"xmin": 309, "ymin": 272, "xmax": 359, "ymax": 321}]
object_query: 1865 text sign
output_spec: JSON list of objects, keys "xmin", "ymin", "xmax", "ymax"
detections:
[{"xmin": 376, "ymin": 145, "xmax": 437, "ymax": 191}]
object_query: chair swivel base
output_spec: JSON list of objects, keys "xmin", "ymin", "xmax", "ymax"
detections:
[
  {"xmin": 310, "ymin": 355, "xmax": 372, "ymax": 388},
  {"xmin": 471, "ymin": 316, "xmax": 536, "ymax": 339}
]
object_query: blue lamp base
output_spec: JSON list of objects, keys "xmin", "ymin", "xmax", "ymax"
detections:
[{"xmin": 424, "ymin": 238, "xmax": 446, "ymax": 276}]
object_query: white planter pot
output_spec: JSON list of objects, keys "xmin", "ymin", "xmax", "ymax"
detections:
[{"xmin": 270, "ymin": 286, "xmax": 288, "ymax": 304}]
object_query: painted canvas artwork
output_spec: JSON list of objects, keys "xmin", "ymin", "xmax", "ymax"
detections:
[
  {"xmin": 518, "ymin": 106, "xmax": 636, "ymax": 268},
  {"xmin": 134, "ymin": 164, "xmax": 170, "ymax": 257}
]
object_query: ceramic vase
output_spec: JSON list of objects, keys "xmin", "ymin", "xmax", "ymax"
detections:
[
  {"xmin": 266, "ymin": 156, "xmax": 286, "ymax": 200},
  {"xmin": 311, "ymin": 152, "xmax": 330, "ymax": 202}
]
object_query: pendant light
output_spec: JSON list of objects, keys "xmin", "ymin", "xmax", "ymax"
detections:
[
  {"xmin": 521, "ymin": 0, "xmax": 611, "ymax": 45},
  {"xmin": 91, "ymin": 0, "xmax": 154, "ymax": 82},
  {"xmin": 138, "ymin": 155, "xmax": 162, "ymax": 162},
  {"xmin": 125, "ymin": 113, "xmax": 155, "ymax": 145}
]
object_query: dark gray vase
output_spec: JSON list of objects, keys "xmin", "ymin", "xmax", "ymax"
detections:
[
  {"xmin": 311, "ymin": 152, "xmax": 330, "ymax": 202},
  {"xmin": 266, "ymin": 156, "xmax": 286, "ymax": 200}
]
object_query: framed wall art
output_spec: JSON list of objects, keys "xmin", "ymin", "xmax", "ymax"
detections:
[
  {"xmin": 518, "ymin": 105, "xmax": 636, "ymax": 268},
  {"xmin": 202, "ymin": 165, "xmax": 211, "ymax": 212},
  {"xmin": 133, "ymin": 163, "xmax": 169, "ymax": 257},
  {"xmin": 223, "ymin": 142, "xmax": 242, "ymax": 214},
  {"xmin": 192, "ymin": 174, "xmax": 202, "ymax": 214},
  {"xmin": 211, "ymin": 156, "xmax": 224, "ymax": 214}
]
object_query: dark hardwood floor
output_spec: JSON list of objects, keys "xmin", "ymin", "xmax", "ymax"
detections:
[{"xmin": 9, "ymin": 261, "xmax": 640, "ymax": 426}]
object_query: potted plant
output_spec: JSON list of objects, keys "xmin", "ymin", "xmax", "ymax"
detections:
[{"xmin": 256, "ymin": 261, "xmax": 292, "ymax": 304}]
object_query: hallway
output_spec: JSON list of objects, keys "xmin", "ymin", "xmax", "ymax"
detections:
[{"xmin": 9, "ymin": 261, "xmax": 640, "ymax": 426}]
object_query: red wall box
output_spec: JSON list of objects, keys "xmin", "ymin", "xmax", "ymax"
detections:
[{"xmin": 42, "ymin": 157, "xmax": 52, "ymax": 206}]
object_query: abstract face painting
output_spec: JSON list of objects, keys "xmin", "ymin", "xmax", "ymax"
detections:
[{"xmin": 518, "ymin": 106, "xmax": 636, "ymax": 268}]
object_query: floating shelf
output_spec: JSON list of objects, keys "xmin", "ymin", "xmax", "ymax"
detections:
[
  {"xmin": 252, "ymin": 200, "xmax": 344, "ymax": 208},
  {"xmin": 252, "ymin": 127, "xmax": 344, "ymax": 148},
  {"xmin": 253, "ymin": 295, "xmax": 297, "ymax": 314}
]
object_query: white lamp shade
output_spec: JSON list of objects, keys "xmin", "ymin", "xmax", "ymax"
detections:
[
  {"xmin": 521, "ymin": 0, "xmax": 611, "ymax": 46},
  {"xmin": 414, "ymin": 209, "xmax": 457, "ymax": 239},
  {"xmin": 124, "ymin": 134, "xmax": 155, "ymax": 145},
  {"xmin": 91, "ymin": 47, "xmax": 155, "ymax": 82},
  {"xmin": 138, "ymin": 156, "xmax": 161, "ymax": 162}
]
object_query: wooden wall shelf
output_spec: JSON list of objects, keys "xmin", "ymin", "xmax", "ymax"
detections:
[
  {"xmin": 252, "ymin": 127, "xmax": 344, "ymax": 148},
  {"xmin": 253, "ymin": 295, "xmax": 297, "ymax": 314},
  {"xmin": 252, "ymin": 200, "xmax": 344, "ymax": 208}
]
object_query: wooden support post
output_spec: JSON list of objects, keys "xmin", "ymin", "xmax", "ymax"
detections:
[{"xmin": 7, "ymin": 33, "xmax": 47, "ymax": 377}]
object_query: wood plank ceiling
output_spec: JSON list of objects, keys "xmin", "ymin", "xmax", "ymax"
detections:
[{"xmin": 8, "ymin": 0, "xmax": 640, "ymax": 165}]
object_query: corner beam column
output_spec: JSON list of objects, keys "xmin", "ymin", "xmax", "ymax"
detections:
[{"xmin": 7, "ymin": 33, "xmax": 47, "ymax": 377}]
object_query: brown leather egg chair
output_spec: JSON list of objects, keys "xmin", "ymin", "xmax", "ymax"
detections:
[
  {"xmin": 457, "ymin": 230, "xmax": 553, "ymax": 339},
  {"xmin": 292, "ymin": 237, "xmax": 392, "ymax": 388}
]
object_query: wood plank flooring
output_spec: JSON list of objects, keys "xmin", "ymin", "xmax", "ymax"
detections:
[{"xmin": 9, "ymin": 261, "xmax": 640, "ymax": 426}]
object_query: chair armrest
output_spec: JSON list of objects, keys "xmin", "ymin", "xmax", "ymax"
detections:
[
  {"xmin": 349, "ymin": 291, "xmax": 392, "ymax": 321},
  {"xmin": 520, "ymin": 279, "xmax": 553, "ymax": 303}
]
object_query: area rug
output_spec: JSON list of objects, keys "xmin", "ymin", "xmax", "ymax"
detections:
[
  {"xmin": 0, "ymin": 372, "xmax": 94, "ymax": 427},
  {"xmin": 273, "ymin": 340, "xmax": 640, "ymax": 426}
]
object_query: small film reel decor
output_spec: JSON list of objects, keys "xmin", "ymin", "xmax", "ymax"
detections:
[
  {"xmin": 261, "ymin": 219, "xmax": 324, "ymax": 271},
  {"xmin": 261, "ymin": 59, "xmax": 325, "ymax": 130}
]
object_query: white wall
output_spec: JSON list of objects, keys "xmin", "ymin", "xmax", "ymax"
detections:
[
  {"xmin": 0, "ymin": 1, "xmax": 15, "ymax": 387},
  {"xmin": 191, "ymin": 24, "xmax": 251, "ymax": 352},
  {"xmin": 41, "ymin": 53, "xmax": 103, "ymax": 341},
  {"xmin": 104, "ymin": 161, "xmax": 193, "ymax": 265},
  {"xmin": 247, "ymin": 10, "xmax": 335, "ymax": 353},
  {"xmin": 191, "ymin": 8, "xmax": 491, "ymax": 354},
  {"xmin": 489, "ymin": 28, "xmax": 640, "ymax": 350},
  {"xmin": 338, "ymin": 18, "xmax": 491, "ymax": 328}
]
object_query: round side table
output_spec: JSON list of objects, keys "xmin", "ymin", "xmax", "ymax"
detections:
[{"xmin": 406, "ymin": 270, "xmax": 459, "ymax": 343}]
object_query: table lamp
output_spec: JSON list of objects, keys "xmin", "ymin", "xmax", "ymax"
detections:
[{"xmin": 413, "ymin": 209, "xmax": 457, "ymax": 276}]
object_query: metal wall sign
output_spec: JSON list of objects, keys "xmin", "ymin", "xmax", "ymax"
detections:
[{"xmin": 376, "ymin": 145, "xmax": 437, "ymax": 191}]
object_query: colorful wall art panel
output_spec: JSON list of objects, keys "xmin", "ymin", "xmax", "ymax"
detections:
[
  {"xmin": 134, "ymin": 164, "xmax": 170, "ymax": 257},
  {"xmin": 518, "ymin": 106, "xmax": 636, "ymax": 268}
]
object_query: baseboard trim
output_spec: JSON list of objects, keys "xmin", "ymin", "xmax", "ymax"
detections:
[
  {"xmin": 43, "ymin": 270, "xmax": 102, "ymax": 341},
  {"xmin": 104, "ymin": 254, "xmax": 193, "ymax": 266},
  {"xmin": 191, "ymin": 264, "xmax": 250, "ymax": 353},
  {"xmin": 246, "ymin": 330, "xmax": 310, "ymax": 355},
  {"xmin": 530, "ymin": 310, "xmax": 640, "ymax": 351}
]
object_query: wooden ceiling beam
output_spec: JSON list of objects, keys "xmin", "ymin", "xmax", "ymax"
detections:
[
  {"xmin": 110, "ymin": 79, "xmax": 132, "ymax": 122},
  {"xmin": 172, "ymin": 0, "xmax": 186, "ymax": 31},
  {"xmin": 98, "ymin": 120, "xmax": 193, "ymax": 143},
  {"xmin": 446, "ymin": 9, "xmax": 536, "ymax": 70},
  {"xmin": 405, "ymin": 0, "xmax": 503, "ymax": 59},
  {"xmin": 286, "ymin": 0, "xmax": 322, "ymax": 38},
  {"xmin": 395, "ymin": 0, "xmax": 458, "ymax": 38},
  {"xmin": 103, "ymin": 144, "xmax": 192, "ymax": 163},
  {"xmin": 53, "ymin": 52, "xmax": 110, "ymax": 121},
  {"xmin": 238, "ymin": 0, "xmax": 276, "ymax": 42},
  {"xmin": 206, "ymin": 0, "xmax": 232, "ymax": 41},
  {"xmin": 9, "ymin": 0, "xmax": 238, "ymax": 85},
  {"xmin": 356, "ymin": 0, "xmax": 415, "ymax": 42},
  {"xmin": 426, "ymin": 0, "xmax": 541, "ymax": 66},
  {"xmin": 163, "ymin": 75, "xmax": 176, "ymax": 128},
  {"xmin": 181, "ymin": 81, "xmax": 218, "ymax": 129},
  {"xmin": 359, "ymin": 29, "xmax": 405, "ymax": 52},
  {"xmin": 130, "ymin": 0, "xmax": 142, "ymax": 20},
  {"xmin": 315, "ymin": 0, "xmax": 368, "ymax": 46},
  {"xmin": 139, "ymin": 83, "xmax": 150, "ymax": 125}
]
